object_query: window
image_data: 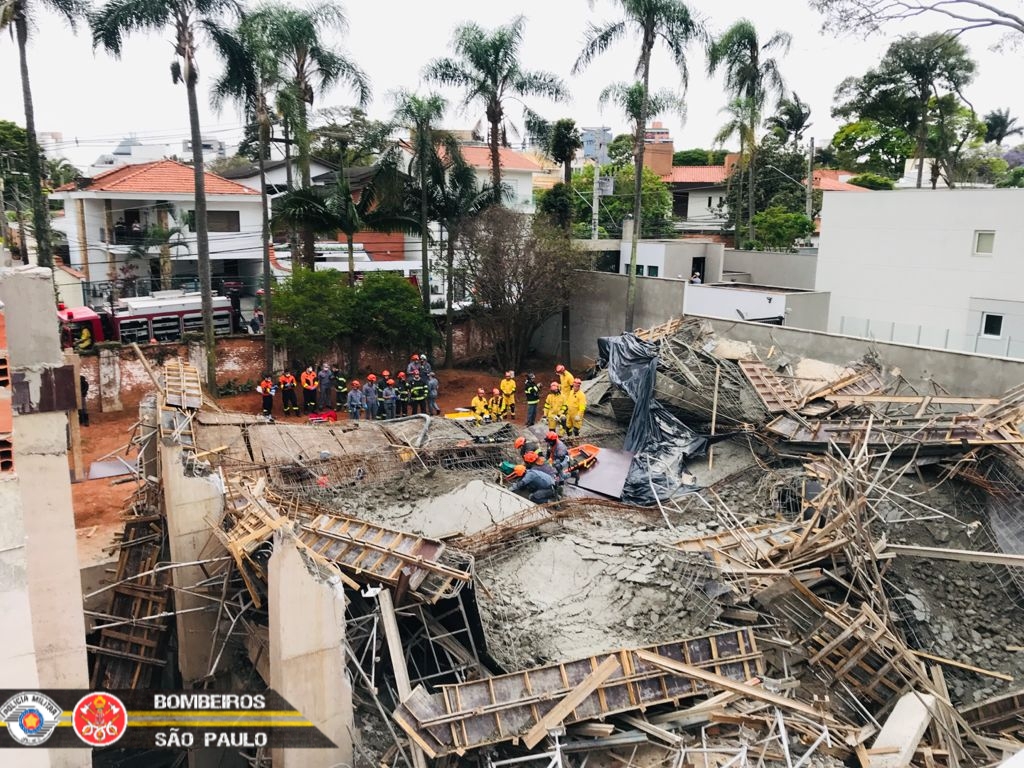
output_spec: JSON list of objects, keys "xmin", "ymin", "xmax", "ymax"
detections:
[
  {"xmin": 647, "ymin": 265, "xmax": 659, "ymax": 277},
  {"xmin": 707, "ymin": 196, "xmax": 713, "ymax": 208},
  {"xmin": 982, "ymin": 313, "xmax": 1004, "ymax": 338},
  {"xmin": 187, "ymin": 210, "xmax": 241, "ymax": 232},
  {"xmin": 635, "ymin": 264, "xmax": 644, "ymax": 275},
  {"xmin": 974, "ymin": 230, "xmax": 995, "ymax": 255}
]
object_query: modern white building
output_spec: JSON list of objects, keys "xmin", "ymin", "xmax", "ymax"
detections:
[
  {"xmin": 618, "ymin": 222, "xmax": 725, "ymax": 281},
  {"xmin": 816, "ymin": 189, "xmax": 1024, "ymax": 359}
]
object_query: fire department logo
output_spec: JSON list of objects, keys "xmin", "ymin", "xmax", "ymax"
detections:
[
  {"xmin": 0, "ymin": 692, "xmax": 62, "ymax": 746},
  {"xmin": 72, "ymin": 692, "xmax": 128, "ymax": 747}
]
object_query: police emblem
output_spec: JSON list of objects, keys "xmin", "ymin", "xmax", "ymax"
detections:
[
  {"xmin": 0, "ymin": 691, "xmax": 63, "ymax": 746},
  {"xmin": 72, "ymin": 692, "xmax": 128, "ymax": 747}
]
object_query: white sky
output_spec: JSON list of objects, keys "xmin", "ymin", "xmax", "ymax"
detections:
[{"xmin": 2, "ymin": 0, "xmax": 1021, "ymax": 167}]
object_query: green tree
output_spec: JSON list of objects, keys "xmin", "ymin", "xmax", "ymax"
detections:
[
  {"xmin": 997, "ymin": 167, "xmax": 1024, "ymax": 188},
  {"xmin": 426, "ymin": 15, "xmax": 567, "ymax": 204},
  {"xmin": 707, "ymin": 20, "xmax": 791, "ymax": 243},
  {"xmin": 570, "ymin": 163, "xmax": 672, "ymax": 237},
  {"xmin": 91, "ymin": 0, "xmax": 242, "ymax": 390},
  {"xmin": 751, "ymin": 206, "xmax": 813, "ymax": 250},
  {"xmin": 672, "ymin": 148, "xmax": 718, "ymax": 166},
  {"xmin": 830, "ymin": 119, "xmax": 913, "ymax": 177},
  {"xmin": 984, "ymin": 108, "xmax": 1023, "ymax": 148},
  {"xmin": 833, "ymin": 33, "xmax": 975, "ymax": 188},
  {"xmin": 847, "ymin": 172, "xmax": 895, "ymax": 190},
  {"xmin": 44, "ymin": 157, "xmax": 79, "ymax": 188},
  {"xmin": 926, "ymin": 94, "xmax": 986, "ymax": 187},
  {"xmin": 392, "ymin": 91, "xmax": 460, "ymax": 313},
  {"xmin": 607, "ymin": 133, "xmax": 634, "ymax": 166},
  {"xmin": 574, "ymin": 0, "xmax": 703, "ymax": 331},
  {"xmin": 527, "ymin": 116, "xmax": 583, "ymax": 184},
  {"xmin": 350, "ymin": 272, "xmax": 433, "ymax": 356},
  {"xmin": 714, "ymin": 97, "xmax": 758, "ymax": 247},
  {"xmin": 1, "ymin": 0, "xmax": 84, "ymax": 268},
  {"xmin": 270, "ymin": 268, "xmax": 352, "ymax": 364},
  {"xmin": 313, "ymin": 107, "xmax": 393, "ymax": 167},
  {"xmin": 537, "ymin": 182, "xmax": 574, "ymax": 231},
  {"xmin": 765, "ymin": 92, "xmax": 812, "ymax": 147}
]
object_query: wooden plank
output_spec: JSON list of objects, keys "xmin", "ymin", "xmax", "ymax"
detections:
[
  {"xmin": 910, "ymin": 651, "xmax": 1013, "ymax": 682},
  {"xmin": 380, "ymin": 590, "xmax": 428, "ymax": 768},
  {"xmin": 522, "ymin": 655, "xmax": 620, "ymax": 748},
  {"xmin": 635, "ymin": 650, "xmax": 831, "ymax": 722},
  {"xmin": 825, "ymin": 395, "xmax": 1000, "ymax": 407},
  {"xmin": 888, "ymin": 544, "xmax": 1024, "ymax": 568}
]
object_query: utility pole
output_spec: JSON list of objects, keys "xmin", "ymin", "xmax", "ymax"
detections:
[
  {"xmin": 0, "ymin": 176, "xmax": 11, "ymax": 262},
  {"xmin": 806, "ymin": 137, "xmax": 815, "ymax": 221},
  {"xmin": 591, "ymin": 164, "xmax": 600, "ymax": 241}
]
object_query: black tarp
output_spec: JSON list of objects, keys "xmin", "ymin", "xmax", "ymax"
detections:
[{"xmin": 598, "ymin": 333, "xmax": 710, "ymax": 505}]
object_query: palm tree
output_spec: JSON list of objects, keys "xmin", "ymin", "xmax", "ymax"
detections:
[
  {"xmin": 573, "ymin": 0, "xmax": 704, "ymax": 331},
  {"xmin": 527, "ymin": 116, "xmax": 583, "ymax": 184},
  {"xmin": 91, "ymin": 0, "xmax": 241, "ymax": 390},
  {"xmin": 715, "ymin": 98, "xmax": 757, "ymax": 248},
  {"xmin": 45, "ymin": 157, "xmax": 80, "ymax": 188},
  {"xmin": 984, "ymin": 108, "xmax": 1023, "ymax": 147},
  {"xmin": 765, "ymin": 92, "xmax": 812, "ymax": 148},
  {"xmin": 392, "ymin": 91, "xmax": 460, "ymax": 312},
  {"xmin": 425, "ymin": 15, "xmax": 567, "ymax": 205},
  {"xmin": 245, "ymin": 1, "xmax": 369, "ymax": 267},
  {"xmin": 1, "ymin": 0, "xmax": 85, "ymax": 269},
  {"xmin": 707, "ymin": 19, "xmax": 791, "ymax": 242},
  {"xmin": 210, "ymin": 19, "xmax": 277, "ymax": 373}
]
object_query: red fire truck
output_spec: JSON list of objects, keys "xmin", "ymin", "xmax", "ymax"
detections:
[{"xmin": 59, "ymin": 291, "xmax": 233, "ymax": 347}]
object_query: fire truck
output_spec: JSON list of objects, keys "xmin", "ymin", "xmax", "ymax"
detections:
[{"xmin": 59, "ymin": 291, "xmax": 233, "ymax": 347}]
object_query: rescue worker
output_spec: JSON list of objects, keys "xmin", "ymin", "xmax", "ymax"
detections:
[
  {"xmin": 564, "ymin": 378, "xmax": 587, "ymax": 437},
  {"xmin": 316, "ymin": 363, "xmax": 333, "ymax": 412},
  {"xmin": 531, "ymin": 453, "xmax": 560, "ymax": 481},
  {"xmin": 544, "ymin": 382, "xmax": 566, "ymax": 432},
  {"xmin": 396, "ymin": 371, "xmax": 410, "ymax": 417},
  {"xmin": 346, "ymin": 380, "xmax": 364, "ymax": 420},
  {"xmin": 257, "ymin": 373, "xmax": 275, "ymax": 417},
  {"xmin": 488, "ymin": 387, "xmax": 505, "ymax": 422},
  {"xmin": 380, "ymin": 370, "xmax": 392, "ymax": 417},
  {"xmin": 382, "ymin": 379, "xmax": 397, "ymax": 420},
  {"xmin": 300, "ymin": 366, "xmax": 318, "ymax": 413},
  {"xmin": 362, "ymin": 375, "xmax": 379, "ymax": 419},
  {"xmin": 406, "ymin": 354, "xmax": 421, "ymax": 378},
  {"xmin": 427, "ymin": 371, "xmax": 440, "ymax": 415},
  {"xmin": 513, "ymin": 436, "xmax": 539, "ymax": 460},
  {"xmin": 75, "ymin": 325, "xmax": 93, "ymax": 351},
  {"xmin": 418, "ymin": 354, "xmax": 433, "ymax": 376},
  {"xmin": 410, "ymin": 372, "xmax": 428, "ymax": 414},
  {"xmin": 556, "ymin": 364, "xmax": 575, "ymax": 394},
  {"xmin": 523, "ymin": 373, "xmax": 540, "ymax": 426},
  {"xmin": 499, "ymin": 371, "xmax": 517, "ymax": 419},
  {"xmin": 545, "ymin": 430, "xmax": 569, "ymax": 472},
  {"xmin": 471, "ymin": 388, "xmax": 490, "ymax": 423},
  {"xmin": 332, "ymin": 367, "xmax": 347, "ymax": 410},
  {"xmin": 278, "ymin": 369, "xmax": 299, "ymax": 416},
  {"xmin": 508, "ymin": 463, "xmax": 557, "ymax": 503}
]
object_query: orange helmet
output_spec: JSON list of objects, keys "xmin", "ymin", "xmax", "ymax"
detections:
[
  {"xmin": 387, "ymin": 379, "xmax": 395, "ymax": 385},
  {"xmin": 514, "ymin": 437, "xmax": 526, "ymax": 449},
  {"xmin": 367, "ymin": 374, "xmax": 377, "ymax": 382},
  {"xmin": 550, "ymin": 382, "xmax": 560, "ymax": 391},
  {"xmin": 512, "ymin": 464, "xmax": 526, "ymax": 477},
  {"xmin": 523, "ymin": 450, "xmax": 539, "ymax": 464},
  {"xmin": 546, "ymin": 431, "xmax": 558, "ymax": 442},
  {"xmin": 492, "ymin": 388, "xmax": 499, "ymax": 395},
  {"xmin": 477, "ymin": 387, "xmax": 485, "ymax": 395},
  {"xmin": 555, "ymin": 364, "xmax": 565, "ymax": 373},
  {"xmin": 351, "ymin": 379, "xmax": 361, "ymax": 387},
  {"xmin": 382, "ymin": 369, "xmax": 390, "ymax": 377},
  {"xmin": 398, "ymin": 371, "xmax": 406, "ymax": 379},
  {"xmin": 412, "ymin": 354, "xmax": 420, "ymax": 361}
]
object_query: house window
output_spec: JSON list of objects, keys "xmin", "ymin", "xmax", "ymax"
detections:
[
  {"xmin": 188, "ymin": 210, "xmax": 241, "ymax": 232},
  {"xmin": 982, "ymin": 313, "xmax": 1003, "ymax": 338},
  {"xmin": 707, "ymin": 196, "xmax": 713, "ymax": 208},
  {"xmin": 718, "ymin": 196, "xmax": 725, "ymax": 206},
  {"xmin": 647, "ymin": 265, "xmax": 659, "ymax": 277},
  {"xmin": 635, "ymin": 264, "xmax": 644, "ymax": 275},
  {"xmin": 973, "ymin": 230, "xmax": 995, "ymax": 255}
]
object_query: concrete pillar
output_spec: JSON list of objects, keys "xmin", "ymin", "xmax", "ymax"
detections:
[
  {"xmin": 98, "ymin": 347, "xmax": 122, "ymax": 413},
  {"xmin": 269, "ymin": 532, "xmax": 353, "ymax": 768},
  {"xmin": 188, "ymin": 340, "xmax": 208, "ymax": 385},
  {"xmin": 138, "ymin": 394, "xmax": 159, "ymax": 481},
  {"xmin": 161, "ymin": 444, "xmax": 223, "ymax": 684}
]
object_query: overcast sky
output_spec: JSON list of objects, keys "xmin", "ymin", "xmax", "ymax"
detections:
[{"xmin": 2, "ymin": 0, "xmax": 1021, "ymax": 168}]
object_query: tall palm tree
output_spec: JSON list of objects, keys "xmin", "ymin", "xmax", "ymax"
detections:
[
  {"xmin": 527, "ymin": 116, "xmax": 583, "ymax": 184},
  {"xmin": 573, "ymin": 0, "xmax": 704, "ymax": 331},
  {"xmin": 425, "ymin": 15, "xmax": 567, "ymax": 205},
  {"xmin": 707, "ymin": 19, "xmax": 791, "ymax": 242},
  {"xmin": 246, "ymin": 1, "xmax": 369, "ymax": 267},
  {"xmin": 210, "ymin": 19, "xmax": 277, "ymax": 373},
  {"xmin": 765, "ymin": 91, "xmax": 812, "ymax": 148},
  {"xmin": 1, "ymin": 0, "xmax": 85, "ymax": 269},
  {"xmin": 984, "ymin": 108, "xmax": 1023, "ymax": 147},
  {"xmin": 715, "ymin": 98, "xmax": 757, "ymax": 248},
  {"xmin": 392, "ymin": 91, "xmax": 460, "ymax": 312},
  {"xmin": 91, "ymin": 0, "xmax": 241, "ymax": 390}
]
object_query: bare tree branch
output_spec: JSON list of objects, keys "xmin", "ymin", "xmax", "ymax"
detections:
[{"xmin": 810, "ymin": 0, "xmax": 1024, "ymax": 37}]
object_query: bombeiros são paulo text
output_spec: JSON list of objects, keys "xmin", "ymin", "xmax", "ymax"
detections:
[{"xmin": 152, "ymin": 694, "xmax": 266, "ymax": 709}]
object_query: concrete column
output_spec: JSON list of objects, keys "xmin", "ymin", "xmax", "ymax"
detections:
[
  {"xmin": 138, "ymin": 394, "xmax": 159, "ymax": 481},
  {"xmin": 269, "ymin": 532, "xmax": 353, "ymax": 768},
  {"xmin": 161, "ymin": 444, "xmax": 223, "ymax": 684},
  {"xmin": 75, "ymin": 199, "xmax": 90, "ymax": 282},
  {"xmin": 188, "ymin": 340, "xmax": 207, "ymax": 384},
  {"xmin": 98, "ymin": 347, "xmax": 122, "ymax": 412}
]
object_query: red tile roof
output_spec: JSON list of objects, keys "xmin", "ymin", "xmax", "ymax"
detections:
[
  {"xmin": 809, "ymin": 174, "xmax": 868, "ymax": 192},
  {"xmin": 55, "ymin": 159, "xmax": 258, "ymax": 196},
  {"xmin": 457, "ymin": 145, "xmax": 542, "ymax": 172},
  {"xmin": 662, "ymin": 165, "xmax": 730, "ymax": 184}
]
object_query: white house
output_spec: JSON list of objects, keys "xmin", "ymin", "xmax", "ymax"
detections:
[
  {"xmin": 51, "ymin": 159, "xmax": 264, "ymax": 301},
  {"xmin": 618, "ymin": 222, "xmax": 724, "ymax": 280},
  {"xmin": 816, "ymin": 188, "xmax": 1024, "ymax": 359},
  {"xmin": 220, "ymin": 156, "xmax": 338, "ymax": 196}
]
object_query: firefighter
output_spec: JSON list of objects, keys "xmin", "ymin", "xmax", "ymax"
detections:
[
  {"xmin": 396, "ymin": 371, "xmax": 410, "ymax": 417},
  {"xmin": 406, "ymin": 354, "xmax": 422, "ymax": 378},
  {"xmin": 332, "ymin": 366, "xmax": 347, "ymax": 409},
  {"xmin": 514, "ymin": 436, "xmax": 539, "ymax": 460},
  {"xmin": 75, "ymin": 325, "xmax": 93, "ymax": 351},
  {"xmin": 544, "ymin": 430, "xmax": 569, "ymax": 472},
  {"xmin": 523, "ymin": 373, "xmax": 540, "ymax": 426},
  {"xmin": 544, "ymin": 382, "xmax": 566, "ymax": 432},
  {"xmin": 499, "ymin": 370, "xmax": 516, "ymax": 419},
  {"xmin": 471, "ymin": 388, "xmax": 489, "ymax": 422},
  {"xmin": 257, "ymin": 373, "xmax": 275, "ymax": 417},
  {"xmin": 380, "ymin": 370, "xmax": 392, "ymax": 418},
  {"xmin": 410, "ymin": 371, "xmax": 428, "ymax": 414},
  {"xmin": 556, "ymin": 363, "xmax": 575, "ymax": 394},
  {"xmin": 488, "ymin": 387, "xmax": 505, "ymax": 421},
  {"xmin": 508, "ymin": 463, "xmax": 557, "ymax": 503},
  {"xmin": 564, "ymin": 378, "xmax": 587, "ymax": 437},
  {"xmin": 278, "ymin": 369, "xmax": 299, "ymax": 416},
  {"xmin": 316, "ymin": 363, "xmax": 333, "ymax": 411},
  {"xmin": 362, "ymin": 374, "xmax": 379, "ymax": 419},
  {"xmin": 300, "ymin": 366, "xmax": 318, "ymax": 413},
  {"xmin": 382, "ymin": 379, "xmax": 397, "ymax": 420},
  {"xmin": 346, "ymin": 380, "xmax": 364, "ymax": 420},
  {"xmin": 427, "ymin": 371, "xmax": 441, "ymax": 415}
]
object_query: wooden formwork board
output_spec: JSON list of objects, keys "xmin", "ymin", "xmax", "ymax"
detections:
[
  {"xmin": 765, "ymin": 414, "xmax": 1024, "ymax": 450},
  {"xmin": 393, "ymin": 629, "xmax": 763, "ymax": 757},
  {"xmin": 738, "ymin": 360, "xmax": 802, "ymax": 414},
  {"xmin": 163, "ymin": 360, "xmax": 203, "ymax": 409},
  {"xmin": 960, "ymin": 689, "xmax": 1024, "ymax": 740},
  {"xmin": 674, "ymin": 521, "xmax": 812, "ymax": 571}
]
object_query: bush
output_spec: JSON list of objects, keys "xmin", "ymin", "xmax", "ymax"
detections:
[
  {"xmin": 847, "ymin": 172, "xmax": 895, "ymax": 190},
  {"xmin": 751, "ymin": 207, "xmax": 815, "ymax": 251}
]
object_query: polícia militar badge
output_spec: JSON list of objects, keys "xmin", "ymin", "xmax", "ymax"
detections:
[{"xmin": 1, "ymin": 691, "xmax": 63, "ymax": 746}]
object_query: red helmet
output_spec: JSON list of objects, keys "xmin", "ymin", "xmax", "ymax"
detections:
[
  {"xmin": 514, "ymin": 437, "xmax": 526, "ymax": 449},
  {"xmin": 555, "ymin": 364, "xmax": 565, "ymax": 373},
  {"xmin": 367, "ymin": 374, "xmax": 377, "ymax": 382},
  {"xmin": 492, "ymin": 388, "xmax": 499, "ymax": 395},
  {"xmin": 351, "ymin": 379, "xmax": 361, "ymax": 387},
  {"xmin": 546, "ymin": 431, "xmax": 558, "ymax": 442},
  {"xmin": 411, "ymin": 354, "xmax": 420, "ymax": 361},
  {"xmin": 523, "ymin": 450, "xmax": 539, "ymax": 464},
  {"xmin": 387, "ymin": 379, "xmax": 395, "ymax": 386},
  {"xmin": 382, "ymin": 369, "xmax": 390, "ymax": 377},
  {"xmin": 398, "ymin": 371, "xmax": 406, "ymax": 379},
  {"xmin": 550, "ymin": 382, "xmax": 560, "ymax": 391}
]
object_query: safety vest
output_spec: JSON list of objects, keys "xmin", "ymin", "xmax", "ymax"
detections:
[
  {"xmin": 300, "ymin": 371, "xmax": 317, "ymax": 390},
  {"xmin": 544, "ymin": 392, "xmax": 565, "ymax": 417},
  {"xmin": 279, "ymin": 375, "xmax": 296, "ymax": 389},
  {"xmin": 524, "ymin": 381, "xmax": 540, "ymax": 404},
  {"xmin": 258, "ymin": 378, "xmax": 274, "ymax": 395},
  {"xmin": 565, "ymin": 388, "xmax": 587, "ymax": 415},
  {"xmin": 410, "ymin": 380, "xmax": 427, "ymax": 401},
  {"xmin": 499, "ymin": 378, "xmax": 516, "ymax": 397}
]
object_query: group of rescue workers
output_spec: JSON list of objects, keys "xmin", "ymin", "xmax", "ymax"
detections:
[
  {"xmin": 504, "ymin": 431, "xmax": 572, "ymax": 503},
  {"xmin": 255, "ymin": 353, "xmax": 440, "ymax": 422},
  {"xmin": 469, "ymin": 364, "xmax": 586, "ymax": 436}
]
